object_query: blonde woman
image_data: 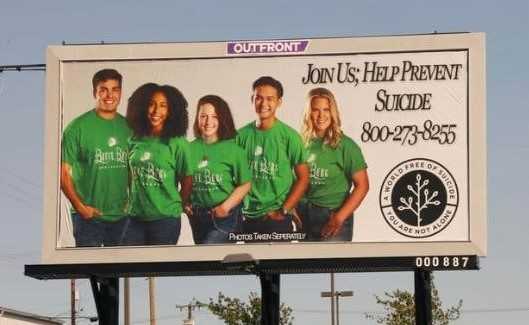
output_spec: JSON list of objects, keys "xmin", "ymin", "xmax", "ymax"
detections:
[{"xmin": 299, "ymin": 87, "xmax": 369, "ymax": 241}]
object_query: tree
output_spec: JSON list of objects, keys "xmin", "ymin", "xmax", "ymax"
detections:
[
  {"xmin": 204, "ymin": 292, "xmax": 294, "ymax": 325},
  {"xmin": 365, "ymin": 278, "xmax": 462, "ymax": 325}
]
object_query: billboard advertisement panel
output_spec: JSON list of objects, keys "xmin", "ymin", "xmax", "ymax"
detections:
[{"xmin": 42, "ymin": 33, "xmax": 486, "ymax": 265}]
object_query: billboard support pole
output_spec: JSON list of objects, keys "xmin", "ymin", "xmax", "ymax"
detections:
[
  {"xmin": 259, "ymin": 273, "xmax": 280, "ymax": 325},
  {"xmin": 90, "ymin": 276, "xmax": 120, "ymax": 325},
  {"xmin": 414, "ymin": 270, "xmax": 432, "ymax": 325}
]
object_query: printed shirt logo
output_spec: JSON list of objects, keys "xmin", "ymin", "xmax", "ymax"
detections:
[
  {"xmin": 309, "ymin": 165, "xmax": 329, "ymax": 185},
  {"xmin": 250, "ymin": 158, "xmax": 279, "ymax": 180},
  {"xmin": 131, "ymin": 150, "xmax": 166, "ymax": 187},
  {"xmin": 307, "ymin": 153, "xmax": 328, "ymax": 185},
  {"xmin": 198, "ymin": 159, "xmax": 208, "ymax": 169},
  {"xmin": 249, "ymin": 145, "xmax": 278, "ymax": 179},
  {"xmin": 108, "ymin": 137, "xmax": 117, "ymax": 147},
  {"xmin": 193, "ymin": 168, "xmax": 222, "ymax": 192},
  {"xmin": 132, "ymin": 161, "xmax": 167, "ymax": 187},
  {"xmin": 379, "ymin": 158, "xmax": 459, "ymax": 238},
  {"xmin": 227, "ymin": 40, "xmax": 309, "ymax": 56},
  {"xmin": 140, "ymin": 152, "xmax": 151, "ymax": 161},
  {"xmin": 93, "ymin": 146, "xmax": 127, "ymax": 169}
]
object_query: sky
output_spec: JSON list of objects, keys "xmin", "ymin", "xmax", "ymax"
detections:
[{"xmin": 0, "ymin": 0, "xmax": 528, "ymax": 324}]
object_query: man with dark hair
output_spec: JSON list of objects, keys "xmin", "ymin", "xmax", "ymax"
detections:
[
  {"xmin": 61, "ymin": 68, "xmax": 131, "ymax": 247},
  {"xmin": 236, "ymin": 76, "xmax": 309, "ymax": 236},
  {"xmin": 92, "ymin": 69, "xmax": 123, "ymax": 96}
]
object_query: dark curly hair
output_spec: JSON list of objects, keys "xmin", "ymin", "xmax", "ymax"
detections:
[
  {"xmin": 126, "ymin": 83, "xmax": 188, "ymax": 140},
  {"xmin": 193, "ymin": 95, "xmax": 237, "ymax": 140}
]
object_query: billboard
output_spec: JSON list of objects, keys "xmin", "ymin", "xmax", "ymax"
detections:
[{"xmin": 42, "ymin": 33, "xmax": 486, "ymax": 265}]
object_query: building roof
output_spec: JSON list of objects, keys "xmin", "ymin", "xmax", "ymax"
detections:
[{"xmin": 0, "ymin": 306, "xmax": 63, "ymax": 324}]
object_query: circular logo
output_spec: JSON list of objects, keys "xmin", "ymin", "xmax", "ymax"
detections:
[
  {"xmin": 108, "ymin": 137, "xmax": 117, "ymax": 147},
  {"xmin": 140, "ymin": 152, "xmax": 151, "ymax": 161},
  {"xmin": 379, "ymin": 158, "xmax": 459, "ymax": 238}
]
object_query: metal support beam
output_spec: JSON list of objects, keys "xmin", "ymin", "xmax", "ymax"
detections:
[
  {"xmin": 90, "ymin": 277, "xmax": 119, "ymax": 325},
  {"xmin": 330, "ymin": 273, "xmax": 336, "ymax": 325},
  {"xmin": 260, "ymin": 273, "xmax": 280, "ymax": 325},
  {"xmin": 414, "ymin": 270, "xmax": 432, "ymax": 325}
]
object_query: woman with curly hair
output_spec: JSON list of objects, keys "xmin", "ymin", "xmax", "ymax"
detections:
[
  {"xmin": 186, "ymin": 95, "xmax": 251, "ymax": 244},
  {"xmin": 298, "ymin": 87, "xmax": 369, "ymax": 241},
  {"xmin": 124, "ymin": 83, "xmax": 192, "ymax": 245}
]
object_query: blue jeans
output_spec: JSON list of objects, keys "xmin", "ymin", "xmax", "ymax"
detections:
[
  {"xmin": 242, "ymin": 213, "xmax": 294, "ymax": 234},
  {"xmin": 190, "ymin": 205, "xmax": 242, "ymax": 244},
  {"xmin": 123, "ymin": 217, "xmax": 181, "ymax": 246},
  {"xmin": 72, "ymin": 213, "xmax": 129, "ymax": 247},
  {"xmin": 297, "ymin": 201, "xmax": 353, "ymax": 241}
]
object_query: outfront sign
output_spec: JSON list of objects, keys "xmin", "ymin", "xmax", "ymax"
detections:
[{"xmin": 42, "ymin": 33, "xmax": 486, "ymax": 265}]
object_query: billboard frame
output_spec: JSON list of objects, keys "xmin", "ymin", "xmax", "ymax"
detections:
[{"xmin": 40, "ymin": 32, "xmax": 486, "ymax": 267}]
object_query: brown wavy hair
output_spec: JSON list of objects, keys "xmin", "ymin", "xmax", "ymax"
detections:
[{"xmin": 193, "ymin": 95, "xmax": 237, "ymax": 140}]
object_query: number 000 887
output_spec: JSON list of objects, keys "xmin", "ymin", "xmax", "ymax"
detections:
[{"xmin": 415, "ymin": 256, "xmax": 470, "ymax": 268}]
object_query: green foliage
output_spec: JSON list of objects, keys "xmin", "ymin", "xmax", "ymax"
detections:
[
  {"xmin": 205, "ymin": 292, "xmax": 294, "ymax": 325},
  {"xmin": 365, "ymin": 279, "xmax": 462, "ymax": 325}
]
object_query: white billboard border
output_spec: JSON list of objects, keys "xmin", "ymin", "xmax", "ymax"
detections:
[{"xmin": 42, "ymin": 33, "xmax": 486, "ymax": 265}]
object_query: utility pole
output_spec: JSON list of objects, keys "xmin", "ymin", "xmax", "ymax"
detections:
[
  {"xmin": 321, "ymin": 274, "xmax": 353, "ymax": 325},
  {"xmin": 334, "ymin": 291, "xmax": 353, "ymax": 325},
  {"xmin": 124, "ymin": 278, "xmax": 130, "ymax": 325},
  {"xmin": 71, "ymin": 279, "xmax": 76, "ymax": 325},
  {"xmin": 148, "ymin": 277, "xmax": 156, "ymax": 325},
  {"xmin": 321, "ymin": 273, "xmax": 336, "ymax": 325},
  {"xmin": 331, "ymin": 273, "xmax": 336, "ymax": 325},
  {"xmin": 176, "ymin": 300, "xmax": 204, "ymax": 325}
]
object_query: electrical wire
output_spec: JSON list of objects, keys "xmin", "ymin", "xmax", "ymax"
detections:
[{"xmin": 0, "ymin": 64, "xmax": 45, "ymax": 72}]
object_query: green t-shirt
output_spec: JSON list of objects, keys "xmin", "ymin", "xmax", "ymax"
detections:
[
  {"xmin": 128, "ymin": 136, "xmax": 192, "ymax": 221},
  {"xmin": 190, "ymin": 138, "xmax": 252, "ymax": 208},
  {"xmin": 305, "ymin": 135, "xmax": 367, "ymax": 208},
  {"xmin": 236, "ymin": 120, "xmax": 307, "ymax": 218},
  {"xmin": 61, "ymin": 110, "xmax": 132, "ymax": 222}
]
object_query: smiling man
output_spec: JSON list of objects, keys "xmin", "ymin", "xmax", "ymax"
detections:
[
  {"xmin": 236, "ymin": 76, "xmax": 309, "ymax": 236},
  {"xmin": 61, "ymin": 69, "xmax": 132, "ymax": 247}
]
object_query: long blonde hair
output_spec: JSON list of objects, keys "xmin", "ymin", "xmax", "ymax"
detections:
[{"xmin": 301, "ymin": 87, "xmax": 342, "ymax": 148}]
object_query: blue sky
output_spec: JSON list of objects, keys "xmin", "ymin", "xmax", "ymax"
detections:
[{"xmin": 0, "ymin": 0, "xmax": 528, "ymax": 324}]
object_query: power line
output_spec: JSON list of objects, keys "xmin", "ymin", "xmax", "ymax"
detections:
[
  {"xmin": 294, "ymin": 306, "xmax": 529, "ymax": 315},
  {"xmin": 0, "ymin": 64, "xmax": 45, "ymax": 72},
  {"xmin": 1, "ymin": 166, "xmax": 43, "ymax": 189},
  {"xmin": 0, "ymin": 176, "xmax": 40, "ymax": 199},
  {"xmin": 463, "ymin": 307, "xmax": 529, "ymax": 314},
  {"xmin": 176, "ymin": 299, "xmax": 206, "ymax": 325},
  {"xmin": 0, "ymin": 188, "xmax": 37, "ymax": 209}
]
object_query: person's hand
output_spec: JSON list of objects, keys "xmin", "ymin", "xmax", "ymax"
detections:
[
  {"xmin": 212, "ymin": 204, "xmax": 230, "ymax": 218},
  {"xmin": 184, "ymin": 203, "xmax": 193, "ymax": 216},
  {"xmin": 77, "ymin": 204, "xmax": 102, "ymax": 220},
  {"xmin": 321, "ymin": 212, "xmax": 347, "ymax": 239},
  {"xmin": 266, "ymin": 209, "xmax": 286, "ymax": 221}
]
